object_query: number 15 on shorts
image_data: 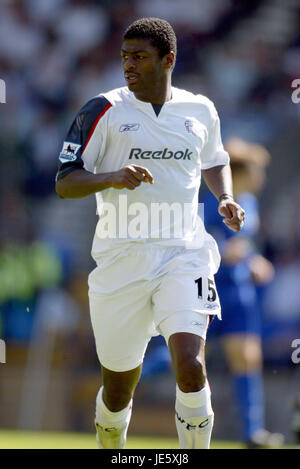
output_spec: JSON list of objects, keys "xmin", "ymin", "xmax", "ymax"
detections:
[{"xmin": 195, "ymin": 277, "xmax": 217, "ymax": 302}]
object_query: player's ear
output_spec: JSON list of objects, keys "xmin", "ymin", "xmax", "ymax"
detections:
[{"xmin": 163, "ymin": 52, "xmax": 175, "ymax": 70}]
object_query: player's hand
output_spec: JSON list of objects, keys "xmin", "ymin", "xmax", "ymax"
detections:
[
  {"xmin": 218, "ymin": 198, "xmax": 245, "ymax": 232},
  {"xmin": 110, "ymin": 165, "xmax": 154, "ymax": 190}
]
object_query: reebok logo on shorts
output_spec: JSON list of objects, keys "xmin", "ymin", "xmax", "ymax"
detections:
[{"xmin": 191, "ymin": 320, "xmax": 205, "ymax": 327}]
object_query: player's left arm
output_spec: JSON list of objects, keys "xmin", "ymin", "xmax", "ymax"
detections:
[{"xmin": 202, "ymin": 164, "xmax": 245, "ymax": 232}]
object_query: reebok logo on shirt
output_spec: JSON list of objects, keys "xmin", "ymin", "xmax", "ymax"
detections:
[
  {"xmin": 119, "ymin": 123, "xmax": 140, "ymax": 132},
  {"xmin": 128, "ymin": 148, "xmax": 192, "ymax": 160}
]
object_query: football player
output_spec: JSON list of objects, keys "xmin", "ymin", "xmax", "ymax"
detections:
[{"xmin": 56, "ymin": 17, "xmax": 244, "ymax": 449}]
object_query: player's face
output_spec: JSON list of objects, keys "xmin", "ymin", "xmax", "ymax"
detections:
[{"xmin": 121, "ymin": 38, "xmax": 169, "ymax": 99}]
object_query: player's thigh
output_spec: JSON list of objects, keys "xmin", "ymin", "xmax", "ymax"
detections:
[
  {"xmin": 167, "ymin": 331, "xmax": 208, "ymax": 391},
  {"xmin": 89, "ymin": 259, "xmax": 156, "ymax": 372},
  {"xmin": 158, "ymin": 310, "xmax": 211, "ymax": 348},
  {"xmin": 89, "ymin": 291, "xmax": 154, "ymax": 372},
  {"xmin": 152, "ymin": 261, "xmax": 220, "ymax": 344},
  {"xmin": 168, "ymin": 331, "xmax": 206, "ymax": 368}
]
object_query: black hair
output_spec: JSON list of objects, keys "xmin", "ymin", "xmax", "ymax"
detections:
[{"xmin": 123, "ymin": 17, "xmax": 177, "ymax": 59}]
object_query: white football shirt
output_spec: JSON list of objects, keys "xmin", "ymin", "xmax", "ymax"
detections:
[{"xmin": 57, "ymin": 86, "xmax": 230, "ymax": 261}]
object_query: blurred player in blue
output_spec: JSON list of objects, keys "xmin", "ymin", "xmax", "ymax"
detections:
[{"xmin": 204, "ymin": 138, "xmax": 284, "ymax": 448}]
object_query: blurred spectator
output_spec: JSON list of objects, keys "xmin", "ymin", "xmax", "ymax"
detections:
[
  {"xmin": 261, "ymin": 246, "xmax": 300, "ymax": 365},
  {"xmin": 204, "ymin": 138, "xmax": 283, "ymax": 448},
  {"xmin": 0, "ymin": 238, "xmax": 62, "ymax": 341}
]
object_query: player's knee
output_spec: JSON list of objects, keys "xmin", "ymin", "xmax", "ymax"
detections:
[
  {"xmin": 101, "ymin": 364, "xmax": 141, "ymax": 411},
  {"xmin": 175, "ymin": 357, "xmax": 207, "ymax": 392}
]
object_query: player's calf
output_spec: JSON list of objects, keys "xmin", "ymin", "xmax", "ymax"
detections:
[
  {"xmin": 101, "ymin": 364, "xmax": 141, "ymax": 411},
  {"xmin": 168, "ymin": 332, "xmax": 214, "ymax": 448},
  {"xmin": 168, "ymin": 332, "xmax": 207, "ymax": 392},
  {"xmin": 174, "ymin": 359, "xmax": 207, "ymax": 392}
]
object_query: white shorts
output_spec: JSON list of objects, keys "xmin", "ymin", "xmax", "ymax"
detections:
[{"xmin": 88, "ymin": 244, "xmax": 221, "ymax": 372}]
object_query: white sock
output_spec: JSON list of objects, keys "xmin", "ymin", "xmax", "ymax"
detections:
[
  {"xmin": 95, "ymin": 386, "xmax": 132, "ymax": 449},
  {"xmin": 175, "ymin": 382, "xmax": 214, "ymax": 449}
]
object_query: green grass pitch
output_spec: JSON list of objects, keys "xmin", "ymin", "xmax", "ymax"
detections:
[{"xmin": 0, "ymin": 429, "xmax": 295, "ymax": 449}]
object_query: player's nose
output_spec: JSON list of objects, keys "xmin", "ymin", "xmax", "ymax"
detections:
[{"xmin": 123, "ymin": 56, "xmax": 136, "ymax": 71}]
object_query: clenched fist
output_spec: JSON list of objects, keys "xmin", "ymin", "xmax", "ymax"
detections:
[
  {"xmin": 111, "ymin": 165, "xmax": 154, "ymax": 190},
  {"xmin": 218, "ymin": 197, "xmax": 245, "ymax": 232}
]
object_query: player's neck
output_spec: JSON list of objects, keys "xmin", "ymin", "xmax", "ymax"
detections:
[{"xmin": 133, "ymin": 77, "xmax": 172, "ymax": 104}]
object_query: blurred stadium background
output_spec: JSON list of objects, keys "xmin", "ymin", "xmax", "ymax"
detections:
[{"xmin": 0, "ymin": 0, "xmax": 300, "ymax": 449}]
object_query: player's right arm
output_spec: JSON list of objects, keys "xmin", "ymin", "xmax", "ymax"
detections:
[
  {"xmin": 55, "ymin": 96, "xmax": 153, "ymax": 199},
  {"xmin": 56, "ymin": 165, "xmax": 154, "ymax": 199}
]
